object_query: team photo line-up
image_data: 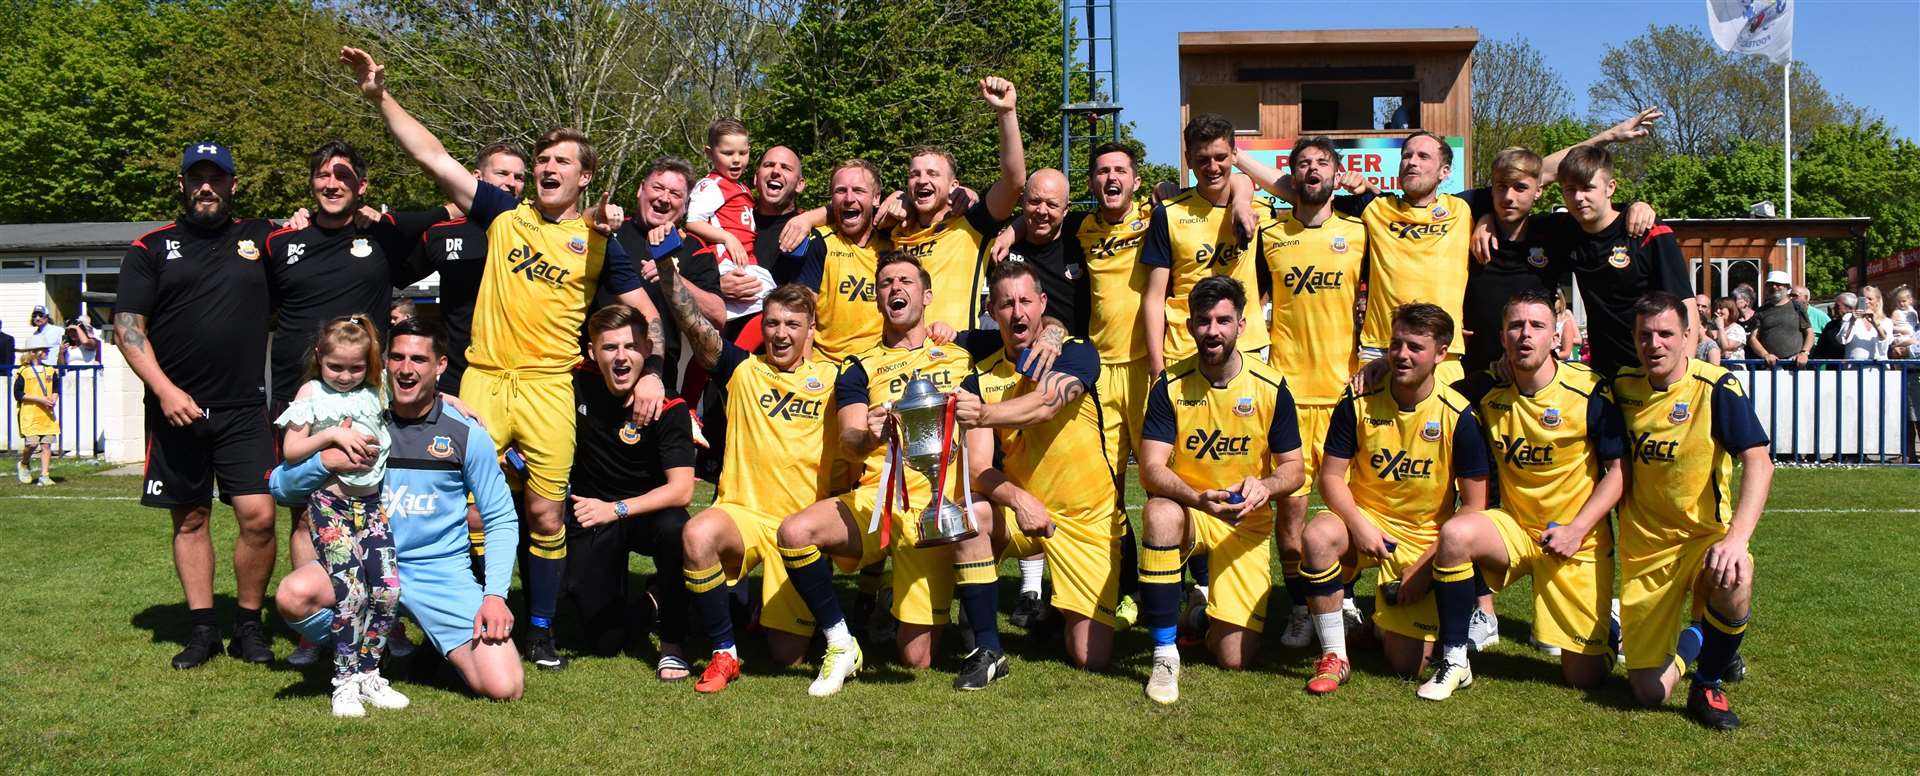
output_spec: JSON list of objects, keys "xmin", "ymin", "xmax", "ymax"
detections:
[{"xmin": 120, "ymin": 46, "xmax": 1768, "ymax": 729}]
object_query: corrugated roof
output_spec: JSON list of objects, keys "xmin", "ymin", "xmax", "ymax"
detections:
[{"xmin": 0, "ymin": 221, "xmax": 173, "ymax": 253}]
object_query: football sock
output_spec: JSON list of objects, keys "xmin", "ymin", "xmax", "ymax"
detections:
[
  {"xmin": 1019, "ymin": 557, "xmax": 1045, "ymax": 596},
  {"xmin": 1314, "ymin": 611, "xmax": 1347, "ymax": 660},
  {"xmin": 954, "ymin": 559, "xmax": 1003, "ymax": 653},
  {"xmin": 1282, "ymin": 559, "xmax": 1307, "ymax": 609},
  {"xmin": 189, "ymin": 607, "xmax": 217, "ymax": 629},
  {"xmin": 1187, "ymin": 554, "xmax": 1210, "ymax": 587},
  {"xmin": 234, "ymin": 606, "xmax": 261, "ymax": 627},
  {"xmin": 468, "ymin": 529, "xmax": 486, "ymax": 558},
  {"xmin": 685, "ymin": 563, "xmax": 733, "ymax": 651},
  {"xmin": 1433, "ymin": 561, "xmax": 1477, "ymax": 657},
  {"xmin": 1676, "ymin": 622, "xmax": 1705, "ymax": 665},
  {"xmin": 525, "ymin": 529, "xmax": 566, "ymax": 631},
  {"xmin": 1694, "ymin": 605, "xmax": 1749, "ymax": 685},
  {"xmin": 779, "ymin": 545, "xmax": 849, "ymax": 644},
  {"xmin": 1140, "ymin": 542, "xmax": 1183, "ymax": 649},
  {"xmin": 1118, "ymin": 524, "xmax": 1140, "ymax": 597}
]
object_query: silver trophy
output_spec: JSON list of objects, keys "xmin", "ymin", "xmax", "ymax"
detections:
[{"xmin": 893, "ymin": 377, "xmax": 976, "ymax": 547}]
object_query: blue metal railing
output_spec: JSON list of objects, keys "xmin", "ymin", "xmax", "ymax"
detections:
[
  {"xmin": 1722, "ymin": 359, "xmax": 1919, "ymax": 465},
  {"xmin": 3, "ymin": 363, "xmax": 105, "ymax": 458}
]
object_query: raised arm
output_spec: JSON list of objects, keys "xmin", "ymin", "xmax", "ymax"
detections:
[
  {"xmin": 1538, "ymin": 107, "xmax": 1662, "ymax": 186},
  {"xmin": 341, "ymin": 47, "xmax": 475, "ymax": 213},
  {"xmin": 655, "ymin": 248, "xmax": 725, "ymax": 370},
  {"xmin": 978, "ymin": 77, "xmax": 1027, "ymax": 221}
]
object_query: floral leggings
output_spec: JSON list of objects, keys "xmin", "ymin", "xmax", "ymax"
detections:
[{"xmin": 309, "ymin": 489, "xmax": 399, "ymax": 681}]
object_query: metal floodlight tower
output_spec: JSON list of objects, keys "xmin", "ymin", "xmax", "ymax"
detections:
[{"xmin": 1060, "ymin": 0, "xmax": 1123, "ymax": 188}]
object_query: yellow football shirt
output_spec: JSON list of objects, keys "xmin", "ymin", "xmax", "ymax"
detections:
[
  {"xmin": 1455, "ymin": 363, "xmax": 1626, "ymax": 553},
  {"xmin": 885, "ymin": 201, "xmax": 1005, "ymax": 332},
  {"xmin": 464, "ymin": 183, "xmax": 641, "ymax": 374},
  {"xmin": 13, "ymin": 362, "xmax": 58, "ymax": 436},
  {"xmin": 1338, "ymin": 191, "xmax": 1479, "ymax": 355},
  {"xmin": 964, "ymin": 339, "xmax": 1120, "ymax": 530},
  {"xmin": 1141, "ymin": 190, "xmax": 1271, "ymax": 361},
  {"xmin": 1325, "ymin": 382, "xmax": 1490, "ymax": 545},
  {"xmin": 1141, "ymin": 355, "xmax": 1301, "ymax": 522},
  {"xmin": 1260, "ymin": 212, "xmax": 1365, "ymax": 404},
  {"xmin": 1074, "ymin": 201, "xmax": 1156, "ymax": 365},
  {"xmin": 1612, "ymin": 359, "xmax": 1770, "ymax": 558},
  {"xmin": 711, "ymin": 343, "xmax": 841, "ymax": 517},
  {"xmin": 799, "ymin": 226, "xmax": 892, "ymax": 363},
  {"xmin": 836, "ymin": 339, "xmax": 974, "ymax": 490}
]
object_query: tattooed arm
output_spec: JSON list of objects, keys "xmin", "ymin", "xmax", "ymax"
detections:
[
  {"xmin": 115, "ymin": 312, "xmax": 201, "ymax": 427},
  {"xmin": 655, "ymin": 253, "xmax": 724, "ymax": 370}
]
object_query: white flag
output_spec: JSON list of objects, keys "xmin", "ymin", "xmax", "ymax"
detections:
[{"xmin": 1705, "ymin": 0, "xmax": 1794, "ymax": 64}]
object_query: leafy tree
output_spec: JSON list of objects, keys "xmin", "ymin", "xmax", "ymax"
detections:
[{"xmin": 1470, "ymin": 36, "xmax": 1575, "ymax": 177}]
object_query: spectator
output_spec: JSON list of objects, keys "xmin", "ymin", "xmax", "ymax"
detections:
[
  {"xmin": 1839, "ymin": 289, "xmax": 1891, "ymax": 361},
  {"xmin": 1813, "ymin": 292, "xmax": 1855, "ymax": 359},
  {"xmin": 1714, "ymin": 298, "xmax": 1748, "ymax": 360},
  {"xmin": 1748, "ymin": 270, "xmax": 1812, "ymax": 367},
  {"xmin": 1695, "ymin": 294, "xmax": 1723, "ymax": 364},
  {"xmin": 0, "ymin": 320, "xmax": 14, "ymax": 367},
  {"xmin": 1731, "ymin": 284, "xmax": 1758, "ymax": 331},
  {"xmin": 1890, "ymin": 285, "xmax": 1917, "ymax": 357},
  {"xmin": 14, "ymin": 337, "xmax": 59, "ymax": 485},
  {"xmin": 27, "ymin": 306, "xmax": 58, "ymax": 364},
  {"xmin": 1555, "ymin": 293, "xmax": 1582, "ymax": 362},
  {"xmin": 390, "ymin": 298, "xmax": 416, "ymax": 328},
  {"xmin": 1795, "ymin": 286, "xmax": 1829, "ymax": 333},
  {"xmin": 58, "ymin": 317, "xmax": 100, "ymax": 367}
]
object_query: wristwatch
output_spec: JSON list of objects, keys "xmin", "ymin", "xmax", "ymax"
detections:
[{"xmin": 612, "ymin": 500, "xmax": 629, "ymax": 520}]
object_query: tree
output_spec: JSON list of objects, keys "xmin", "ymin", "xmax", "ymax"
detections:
[
  {"xmin": 1589, "ymin": 25, "xmax": 1868, "ymax": 164},
  {"xmin": 1794, "ymin": 121, "xmax": 1920, "ymax": 296},
  {"xmin": 1470, "ymin": 36, "xmax": 1575, "ymax": 176}
]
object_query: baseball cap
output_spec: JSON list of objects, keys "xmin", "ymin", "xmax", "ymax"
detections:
[
  {"xmin": 181, "ymin": 142, "xmax": 236, "ymax": 176},
  {"xmin": 30, "ymin": 305, "xmax": 49, "ymax": 319},
  {"xmin": 1765, "ymin": 270, "xmax": 1791, "ymax": 286}
]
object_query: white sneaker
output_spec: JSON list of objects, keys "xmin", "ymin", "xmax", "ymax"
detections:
[
  {"xmin": 1341, "ymin": 598, "xmax": 1366, "ymax": 632},
  {"xmin": 1468, "ymin": 609, "xmax": 1500, "ymax": 651},
  {"xmin": 1416, "ymin": 658, "xmax": 1474, "ymax": 701},
  {"xmin": 356, "ymin": 672, "xmax": 410, "ymax": 710},
  {"xmin": 330, "ymin": 678, "xmax": 366, "ymax": 718},
  {"xmin": 16, "ymin": 462, "xmax": 29, "ymax": 483},
  {"xmin": 1280, "ymin": 606, "xmax": 1314, "ymax": 648},
  {"xmin": 35, "ymin": 475, "xmax": 51, "ymax": 487},
  {"xmin": 1145, "ymin": 655, "xmax": 1181, "ymax": 705},
  {"xmin": 808, "ymin": 640, "xmax": 863, "ymax": 697}
]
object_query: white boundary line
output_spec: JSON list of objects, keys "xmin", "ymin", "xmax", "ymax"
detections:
[{"xmin": 3, "ymin": 493, "xmax": 1918, "ymax": 515}]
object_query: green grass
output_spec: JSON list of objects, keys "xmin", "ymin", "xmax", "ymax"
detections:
[{"xmin": 3, "ymin": 461, "xmax": 1918, "ymax": 773}]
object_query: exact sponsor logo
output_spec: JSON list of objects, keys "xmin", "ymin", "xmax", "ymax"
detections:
[
  {"xmin": 1185, "ymin": 428, "xmax": 1253, "ymax": 460},
  {"xmin": 1193, "ymin": 242, "xmax": 1242, "ymax": 269},
  {"xmin": 838, "ymin": 275, "xmax": 876, "ymax": 302},
  {"xmin": 385, "ymin": 484, "xmax": 440, "ymax": 520},
  {"xmin": 761, "ymin": 389, "xmax": 825, "ymax": 420},
  {"xmin": 1369, "ymin": 449, "xmax": 1435, "ymax": 480},
  {"xmin": 1500, "ymin": 435, "xmax": 1555, "ymax": 468},
  {"xmin": 508, "ymin": 245, "xmax": 571, "ymax": 286},
  {"xmin": 1632, "ymin": 431, "xmax": 1680, "ymax": 464},
  {"xmin": 1283, "ymin": 265, "xmax": 1345, "ymax": 295}
]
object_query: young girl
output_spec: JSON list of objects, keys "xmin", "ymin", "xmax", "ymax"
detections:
[
  {"xmin": 14, "ymin": 341, "xmax": 58, "ymax": 486},
  {"xmin": 275, "ymin": 315, "xmax": 407, "ymax": 717}
]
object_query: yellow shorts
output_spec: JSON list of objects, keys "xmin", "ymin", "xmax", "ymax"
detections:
[
  {"xmin": 712, "ymin": 502, "xmax": 815, "ymax": 638},
  {"xmin": 1098, "ymin": 358, "xmax": 1152, "ymax": 473},
  {"xmin": 1291, "ymin": 403, "xmax": 1337, "ymax": 498},
  {"xmin": 458, "ymin": 368, "xmax": 576, "ymax": 502},
  {"xmin": 1620, "ymin": 531, "xmax": 1748, "ymax": 670},
  {"xmin": 1325, "ymin": 508, "xmax": 1441, "ymax": 642},
  {"xmin": 1003, "ymin": 509, "xmax": 1123, "ymax": 628},
  {"xmin": 1485, "ymin": 509, "xmax": 1614, "ymax": 656},
  {"xmin": 1183, "ymin": 506, "xmax": 1275, "ymax": 633},
  {"xmin": 832, "ymin": 486, "xmax": 961, "ymax": 627}
]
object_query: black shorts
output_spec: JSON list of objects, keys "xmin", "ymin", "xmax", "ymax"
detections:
[
  {"xmin": 141, "ymin": 402, "xmax": 276, "ymax": 508},
  {"xmin": 563, "ymin": 502, "xmax": 691, "ymax": 651}
]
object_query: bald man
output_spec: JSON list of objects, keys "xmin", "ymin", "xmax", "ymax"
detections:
[
  {"xmin": 753, "ymin": 146, "xmax": 807, "ymax": 266},
  {"xmin": 999, "ymin": 168, "xmax": 1090, "ymax": 336}
]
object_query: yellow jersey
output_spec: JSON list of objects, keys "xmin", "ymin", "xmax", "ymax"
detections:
[
  {"xmin": 836, "ymin": 339, "xmax": 974, "ymax": 492},
  {"xmin": 1335, "ymin": 190, "xmax": 1484, "ymax": 355},
  {"xmin": 885, "ymin": 201, "xmax": 1005, "ymax": 332},
  {"xmin": 1612, "ymin": 359, "xmax": 1769, "ymax": 558},
  {"xmin": 1260, "ymin": 212, "xmax": 1365, "ymax": 404},
  {"xmin": 710, "ymin": 343, "xmax": 841, "ymax": 517},
  {"xmin": 963, "ymin": 339, "xmax": 1120, "ymax": 530},
  {"xmin": 1142, "ymin": 355, "xmax": 1301, "ymax": 524},
  {"xmin": 793, "ymin": 226, "xmax": 892, "ymax": 363},
  {"xmin": 464, "ymin": 183, "xmax": 644, "ymax": 374},
  {"xmin": 12, "ymin": 362, "xmax": 59, "ymax": 436},
  {"xmin": 1325, "ymin": 382, "xmax": 1490, "ymax": 545},
  {"xmin": 1141, "ymin": 190, "xmax": 1271, "ymax": 361},
  {"xmin": 1455, "ymin": 363, "xmax": 1625, "ymax": 558},
  {"xmin": 1074, "ymin": 201, "xmax": 1156, "ymax": 364}
]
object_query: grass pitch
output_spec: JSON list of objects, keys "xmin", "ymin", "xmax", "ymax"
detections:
[{"xmin": 3, "ymin": 461, "xmax": 1917, "ymax": 774}]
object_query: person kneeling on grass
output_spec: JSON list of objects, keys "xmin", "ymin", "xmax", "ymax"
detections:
[
  {"xmin": 273, "ymin": 317, "xmax": 525, "ymax": 705},
  {"xmin": 273, "ymin": 315, "xmax": 406, "ymax": 717}
]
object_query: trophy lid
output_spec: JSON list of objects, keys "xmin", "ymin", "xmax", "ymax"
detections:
[{"xmin": 894, "ymin": 376, "xmax": 947, "ymax": 413}]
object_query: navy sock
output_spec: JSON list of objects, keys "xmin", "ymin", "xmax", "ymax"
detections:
[
  {"xmin": 686, "ymin": 564, "xmax": 734, "ymax": 650},
  {"xmin": 189, "ymin": 607, "xmax": 217, "ymax": 629},
  {"xmin": 780, "ymin": 546, "xmax": 846, "ymax": 630},
  {"xmin": 1695, "ymin": 606, "xmax": 1749, "ymax": 685},
  {"xmin": 526, "ymin": 530, "xmax": 566, "ymax": 630},
  {"xmin": 1432, "ymin": 562, "xmax": 1478, "ymax": 650},
  {"xmin": 1118, "ymin": 528, "xmax": 1140, "ymax": 598},
  {"xmin": 1187, "ymin": 554, "xmax": 1210, "ymax": 587},
  {"xmin": 953, "ymin": 573, "xmax": 1003, "ymax": 653}
]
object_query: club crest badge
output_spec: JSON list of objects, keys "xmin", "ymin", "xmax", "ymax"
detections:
[
  {"xmin": 1421, "ymin": 420, "xmax": 1443, "ymax": 442},
  {"xmin": 1541, "ymin": 407, "xmax": 1563, "ymax": 429},
  {"xmin": 1234, "ymin": 397, "xmax": 1255, "ymax": 416},
  {"xmin": 568, "ymin": 236, "xmax": 588, "ymax": 255},
  {"xmin": 618, "ymin": 422, "xmax": 642, "ymax": 444},
  {"xmin": 928, "ymin": 347, "xmax": 945, "ymax": 359},
  {"xmin": 1331, "ymin": 235, "xmax": 1349, "ymax": 254},
  {"xmin": 1669, "ymin": 402, "xmax": 1691, "ymax": 424},
  {"xmin": 350, "ymin": 238, "xmax": 373, "ymax": 258},
  {"xmin": 1431, "ymin": 205, "xmax": 1449, "ymax": 219},
  {"xmin": 237, "ymin": 240, "xmax": 259, "ymax": 261},
  {"xmin": 1608, "ymin": 245, "xmax": 1631, "ymax": 269},
  {"xmin": 1527, "ymin": 246, "xmax": 1548, "ymax": 268},
  {"xmin": 427, "ymin": 435, "xmax": 456, "ymax": 459},
  {"xmin": 804, "ymin": 376, "xmax": 825, "ymax": 392},
  {"xmin": 1129, "ymin": 219, "xmax": 1145, "ymax": 231}
]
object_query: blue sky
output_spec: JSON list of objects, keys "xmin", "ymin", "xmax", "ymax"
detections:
[{"xmin": 1105, "ymin": 0, "xmax": 1920, "ymax": 165}]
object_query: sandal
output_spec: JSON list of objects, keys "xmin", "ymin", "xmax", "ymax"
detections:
[{"xmin": 657, "ymin": 653, "xmax": 692, "ymax": 682}]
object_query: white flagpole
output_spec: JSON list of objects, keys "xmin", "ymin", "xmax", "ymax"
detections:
[{"xmin": 1784, "ymin": 59, "xmax": 1793, "ymax": 219}]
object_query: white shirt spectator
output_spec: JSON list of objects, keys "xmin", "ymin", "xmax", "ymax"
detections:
[{"xmin": 1839, "ymin": 314, "xmax": 1890, "ymax": 361}]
